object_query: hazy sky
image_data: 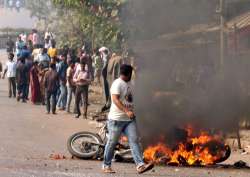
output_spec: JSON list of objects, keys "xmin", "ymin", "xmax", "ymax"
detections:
[{"xmin": 0, "ymin": 8, "xmax": 36, "ymax": 28}]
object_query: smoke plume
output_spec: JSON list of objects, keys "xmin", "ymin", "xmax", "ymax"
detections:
[{"xmin": 124, "ymin": 0, "xmax": 250, "ymax": 146}]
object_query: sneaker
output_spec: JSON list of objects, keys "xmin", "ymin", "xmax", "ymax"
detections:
[
  {"xmin": 102, "ymin": 166, "xmax": 115, "ymax": 173},
  {"xmin": 137, "ymin": 163, "xmax": 154, "ymax": 174}
]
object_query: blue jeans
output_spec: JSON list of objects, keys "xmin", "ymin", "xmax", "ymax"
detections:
[
  {"xmin": 17, "ymin": 83, "xmax": 28, "ymax": 101},
  {"xmin": 66, "ymin": 86, "xmax": 75, "ymax": 112},
  {"xmin": 57, "ymin": 83, "xmax": 67, "ymax": 109},
  {"xmin": 46, "ymin": 90, "xmax": 57, "ymax": 113},
  {"xmin": 103, "ymin": 120, "xmax": 144, "ymax": 168}
]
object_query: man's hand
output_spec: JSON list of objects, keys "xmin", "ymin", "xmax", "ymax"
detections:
[
  {"xmin": 125, "ymin": 110, "xmax": 135, "ymax": 119},
  {"xmin": 112, "ymin": 94, "xmax": 135, "ymax": 119}
]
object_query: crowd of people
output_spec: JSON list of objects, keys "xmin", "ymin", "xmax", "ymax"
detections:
[
  {"xmin": 2, "ymin": 29, "xmax": 123, "ymax": 118},
  {"xmin": 1, "ymin": 29, "xmax": 154, "ymax": 174},
  {"xmin": 0, "ymin": 0, "xmax": 23, "ymax": 11}
]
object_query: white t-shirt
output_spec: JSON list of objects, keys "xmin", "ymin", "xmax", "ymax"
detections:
[
  {"xmin": 5, "ymin": 61, "xmax": 17, "ymax": 78},
  {"xmin": 37, "ymin": 53, "xmax": 50, "ymax": 63},
  {"xmin": 108, "ymin": 78, "xmax": 134, "ymax": 121}
]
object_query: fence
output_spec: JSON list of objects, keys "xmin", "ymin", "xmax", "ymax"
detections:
[{"xmin": 0, "ymin": 28, "xmax": 31, "ymax": 49}]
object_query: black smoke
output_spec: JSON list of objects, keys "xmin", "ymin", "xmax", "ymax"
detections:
[{"xmin": 123, "ymin": 0, "xmax": 250, "ymax": 146}]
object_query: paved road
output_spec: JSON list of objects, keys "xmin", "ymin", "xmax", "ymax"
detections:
[{"xmin": 0, "ymin": 50, "xmax": 250, "ymax": 176}]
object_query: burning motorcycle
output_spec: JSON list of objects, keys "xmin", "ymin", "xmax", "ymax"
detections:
[
  {"xmin": 144, "ymin": 127, "xmax": 232, "ymax": 166},
  {"xmin": 68, "ymin": 122, "xmax": 231, "ymax": 166},
  {"xmin": 67, "ymin": 121, "xmax": 133, "ymax": 162}
]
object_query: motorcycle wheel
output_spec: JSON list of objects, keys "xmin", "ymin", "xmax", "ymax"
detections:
[
  {"xmin": 67, "ymin": 132, "xmax": 103, "ymax": 159},
  {"xmin": 214, "ymin": 145, "xmax": 231, "ymax": 164}
]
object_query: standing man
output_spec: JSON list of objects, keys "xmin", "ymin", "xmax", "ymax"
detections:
[
  {"xmin": 6, "ymin": 36, "xmax": 15, "ymax": 54},
  {"xmin": 102, "ymin": 64, "xmax": 154, "ymax": 174},
  {"xmin": 15, "ymin": 36, "xmax": 25, "ymax": 57},
  {"xmin": 66, "ymin": 59, "xmax": 75, "ymax": 113},
  {"xmin": 93, "ymin": 50, "xmax": 103, "ymax": 85},
  {"xmin": 32, "ymin": 29, "xmax": 39, "ymax": 48},
  {"xmin": 44, "ymin": 63, "xmax": 59, "ymax": 114},
  {"xmin": 47, "ymin": 40, "xmax": 57, "ymax": 61},
  {"xmin": 57, "ymin": 54, "xmax": 68, "ymax": 110},
  {"xmin": 2, "ymin": 53, "xmax": 16, "ymax": 98},
  {"xmin": 37, "ymin": 48, "xmax": 50, "ymax": 69},
  {"xmin": 73, "ymin": 61, "xmax": 91, "ymax": 118},
  {"xmin": 100, "ymin": 49, "xmax": 111, "ymax": 112},
  {"xmin": 104, "ymin": 53, "xmax": 122, "ymax": 109},
  {"xmin": 16, "ymin": 57, "xmax": 29, "ymax": 102}
]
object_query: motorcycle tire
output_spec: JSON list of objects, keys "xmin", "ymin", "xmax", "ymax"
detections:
[
  {"xmin": 214, "ymin": 145, "xmax": 231, "ymax": 164},
  {"xmin": 67, "ymin": 131, "xmax": 103, "ymax": 159}
]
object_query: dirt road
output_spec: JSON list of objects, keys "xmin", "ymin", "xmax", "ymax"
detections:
[{"xmin": 0, "ymin": 50, "xmax": 250, "ymax": 176}]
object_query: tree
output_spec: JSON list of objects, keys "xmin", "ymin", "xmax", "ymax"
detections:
[
  {"xmin": 51, "ymin": 0, "xmax": 127, "ymax": 50},
  {"xmin": 25, "ymin": 0, "xmax": 53, "ymax": 21}
]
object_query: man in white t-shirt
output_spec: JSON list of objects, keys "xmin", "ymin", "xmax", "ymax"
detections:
[
  {"xmin": 2, "ymin": 53, "xmax": 17, "ymax": 98},
  {"xmin": 102, "ymin": 64, "xmax": 154, "ymax": 174}
]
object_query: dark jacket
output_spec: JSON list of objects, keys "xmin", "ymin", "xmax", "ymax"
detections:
[
  {"xmin": 44, "ymin": 69, "xmax": 59, "ymax": 92},
  {"xmin": 16, "ymin": 62, "xmax": 29, "ymax": 85}
]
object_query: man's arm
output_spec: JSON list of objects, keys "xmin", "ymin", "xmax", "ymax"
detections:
[
  {"xmin": 112, "ymin": 94, "xmax": 135, "ymax": 119},
  {"xmin": 2, "ymin": 64, "xmax": 8, "ymax": 79},
  {"xmin": 67, "ymin": 70, "xmax": 74, "ymax": 86},
  {"xmin": 44, "ymin": 72, "xmax": 48, "ymax": 89},
  {"xmin": 73, "ymin": 70, "xmax": 78, "ymax": 83}
]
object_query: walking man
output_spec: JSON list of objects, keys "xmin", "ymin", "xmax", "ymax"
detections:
[
  {"xmin": 2, "ymin": 53, "xmax": 17, "ymax": 98},
  {"xmin": 44, "ymin": 63, "xmax": 59, "ymax": 114},
  {"xmin": 6, "ymin": 36, "xmax": 15, "ymax": 54},
  {"xmin": 102, "ymin": 64, "xmax": 154, "ymax": 174}
]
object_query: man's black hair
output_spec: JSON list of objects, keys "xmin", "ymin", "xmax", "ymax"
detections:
[
  {"xmin": 120, "ymin": 64, "xmax": 133, "ymax": 77},
  {"xmin": 8, "ymin": 53, "xmax": 14, "ymax": 58},
  {"xmin": 34, "ymin": 61, "xmax": 39, "ymax": 65},
  {"xmin": 20, "ymin": 57, "xmax": 25, "ymax": 64},
  {"xmin": 50, "ymin": 63, "xmax": 56, "ymax": 69},
  {"xmin": 80, "ymin": 60, "xmax": 86, "ymax": 65}
]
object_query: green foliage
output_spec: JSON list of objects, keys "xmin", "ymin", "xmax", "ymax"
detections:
[
  {"xmin": 25, "ymin": 0, "xmax": 53, "ymax": 20},
  {"xmin": 51, "ymin": 0, "xmax": 127, "ymax": 50}
]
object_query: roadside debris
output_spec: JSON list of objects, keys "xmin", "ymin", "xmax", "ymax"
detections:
[
  {"xmin": 234, "ymin": 160, "xmax": 249, "ymax": 168},
  {"xmin": 49, "ymin": 154, "xmax": 66, "ymax": 160}
]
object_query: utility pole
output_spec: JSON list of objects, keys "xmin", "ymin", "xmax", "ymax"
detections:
[{"xmin": 219, "ymin": 0, "xmax": 225, "ymax": 75}]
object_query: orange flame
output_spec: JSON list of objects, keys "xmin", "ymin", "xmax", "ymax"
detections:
[{"xmin": 144, "ymin": 127, "xmax": 228, "ymax": 166}]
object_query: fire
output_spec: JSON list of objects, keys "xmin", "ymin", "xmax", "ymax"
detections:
[{"xmin": 144, "ymin": 127, "xmax": 231, "ymax": 166}]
